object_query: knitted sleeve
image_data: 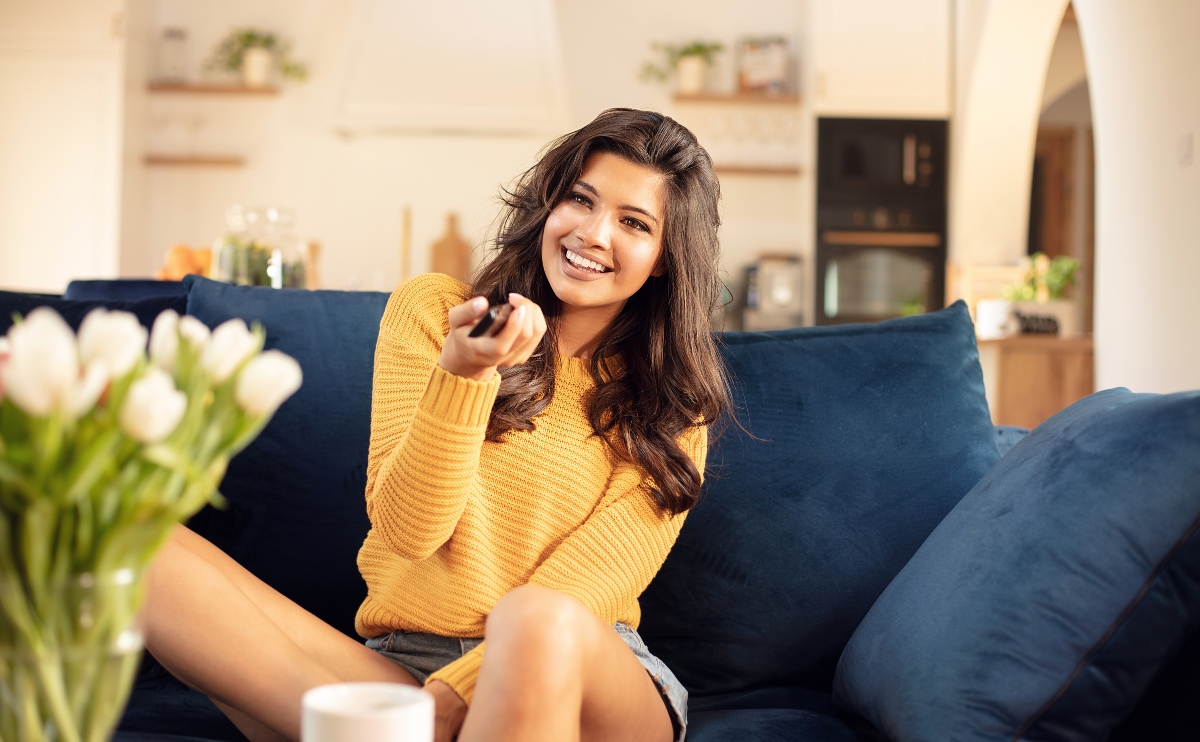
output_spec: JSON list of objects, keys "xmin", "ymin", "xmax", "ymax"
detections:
[
  {"xmin": 426, "ymin": 425, "xmax": 709, "ymax": 703},
  {"xmin": 365, "ymin": 274, "xmax": 501, "ymax": 561}
]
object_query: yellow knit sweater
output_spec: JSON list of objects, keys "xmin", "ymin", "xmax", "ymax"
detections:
[{"xmin": 354, "ymin": 273, "xmax": 707, "ymax": 703}]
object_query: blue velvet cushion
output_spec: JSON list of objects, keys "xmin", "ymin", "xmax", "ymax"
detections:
[
  {"xmin": 834, "ymin": 388, "xmax": 1200, "ymax": 741},
  {"xmin": 639, "ymin": 301, "xmax": 1000, "ymax": 698},
  {"xmin": 64, "ymin": 279, "xmax": 186, "ymax": 302},
  {"xmin": 0, "ymin": 290, "xmax": 186, "ymax": 335},
  {"xmin": 181, "ymin": 276, "xmax": 390, "ymax": 638}
]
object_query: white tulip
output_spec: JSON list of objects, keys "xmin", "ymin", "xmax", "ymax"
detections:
[
  {"xmin": 202, "ymin": 319, "xmax": 258, "ymax": 383},
  {"xmin": 66, "ymin": 361, "xmax": 111, "ymax": 418},
  {"xmin": 119, "ymin": 367, "xmax": 187, "ymax": 444},
  {"xmin": 234, "ymin": 350, "xmax": 303, "ymax": 416},
  {"xmin": 178, "ymin": 315, "xmax": 211, "ymax": 351},
  {"xmin": 0, "ymin": 308, "xmax": 80, "ymax": 416},
  {"xmin": 78, "ymin": 308, "xmax": 148, "ymax": 378},
  {"xmin": 149, "ymin": 310, "xmax": 179, "ymax": 369}
]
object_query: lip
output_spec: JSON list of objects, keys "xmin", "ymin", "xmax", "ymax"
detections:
[
  {"xmin": 563, "ymin": 246, "xmax": 612, "ymax": 271},
  {"xmin": 559, "ymin": 246, "xmax": 611, "ymax": 281}
]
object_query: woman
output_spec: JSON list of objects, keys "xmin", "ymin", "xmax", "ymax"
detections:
[{"xmin": 144, "ymin": 108, "xmax": 730, "ymax": 742}]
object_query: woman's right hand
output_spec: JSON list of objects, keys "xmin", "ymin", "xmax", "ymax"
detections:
[{"xmin": 438, "ymin": 294, "xmax": 546, "ymax": 382}]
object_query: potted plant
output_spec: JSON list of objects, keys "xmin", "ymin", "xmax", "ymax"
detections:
[
  {"xmin": 205, "ymin": 28, "xmax": 308, "ymax": 88},
  {"xmin": 1003, "ymin": 252, "xmax": 1083, "ymax": 336},
  {"xmin": 640, "ymin": 40, "xmax": 724, "ymax": 96}
]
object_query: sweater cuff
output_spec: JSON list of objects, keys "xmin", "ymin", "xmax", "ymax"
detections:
[
  {"xmin": 419, "ymin": 365, "xmax": 501, "ymax": 429},
  {"xmin": 426, "ymin": 643, "xmax": 483, "ymax": 704}
]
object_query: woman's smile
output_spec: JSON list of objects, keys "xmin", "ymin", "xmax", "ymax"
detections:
[{"xmin": 560, "ymin": 246, "xmax": 612, "ymax": 278}]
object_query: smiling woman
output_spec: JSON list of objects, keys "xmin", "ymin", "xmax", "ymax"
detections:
[{"xmin": 139, "ymin": 108, "xmax": 730, "ymax": 742}]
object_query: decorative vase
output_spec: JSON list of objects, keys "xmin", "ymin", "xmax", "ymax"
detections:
[
  {"xmin": 241, "ymin": 47, "xmax": 274, "ymax": 88},
  {"xmin": 675, "ymin": 56, "xmax": 707, "ymax": 95},
  {"xmin": 0, "ymin": 571, "xmax": 144, "ymax": 742}
]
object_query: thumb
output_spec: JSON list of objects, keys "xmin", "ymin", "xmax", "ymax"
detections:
[{"xmin": 448, "ymin": 297, "xmax": 489, "ymax": 331}]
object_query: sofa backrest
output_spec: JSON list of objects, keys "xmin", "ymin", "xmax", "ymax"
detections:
[{"xmin": 182, "ymin": 276, "xmax": 390, "ymax": 638}]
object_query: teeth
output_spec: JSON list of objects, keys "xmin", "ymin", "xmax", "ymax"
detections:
[{"xmin": 565, "ymin": 249, "xmax": 608, "ymax": 273}]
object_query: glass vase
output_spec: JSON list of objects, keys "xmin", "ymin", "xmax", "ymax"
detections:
[{"xmin": 0, "ymin": 570, "xmax": 144, "ymax": 742}]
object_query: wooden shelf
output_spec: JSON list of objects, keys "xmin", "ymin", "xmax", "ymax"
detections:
[
  {"xmin": 147, "ymin": 82, "xmax": 279, "ymax": 96},
  {"xmin": 674, "ymin": 92, "xmax": 800, "ymax": 105},
  {"xmin": 144, "ymin": 154, "xmax": 245, "ymax": 168},
  {"xmin": 714, "ymin": 164, "xmax": 802, "ymax": 176}
]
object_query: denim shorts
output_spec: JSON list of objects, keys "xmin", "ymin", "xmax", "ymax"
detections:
[{"xmin": 366, "ymin": 622, "xmax": 688, "ymax": 741}]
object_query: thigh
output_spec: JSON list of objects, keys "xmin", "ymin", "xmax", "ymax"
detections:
[
  {"xmin": 577, "ymin": 615, "xmax": 675, "ymax": 742},
  {"xmin": 167, "ymin": 524, "xmax": 417, "ymax": 687}
]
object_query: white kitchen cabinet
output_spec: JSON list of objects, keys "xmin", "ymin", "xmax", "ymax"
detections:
[
  {"xmin": 0, "ymin": 0, "xmax": 126, "ymax": 292},
  {"xmin": 811, "ymin": 0, "xmax": 950, "ymax": 118}
]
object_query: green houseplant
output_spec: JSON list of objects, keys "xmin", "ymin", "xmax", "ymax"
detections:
[
  {"xmin": 0, "ymin": 307, "xmax": 301, "ymax": 741},
  {"xmin": 205, "ymin": 28, "xmax": 308, "ymax": 87},
  {"xmin": 640, "ymin": 40, "xmax": 724, "ymax": 95}
]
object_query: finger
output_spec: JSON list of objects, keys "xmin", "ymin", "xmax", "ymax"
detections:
[
  {"xmin": 490, "ymin": 303, "xmax": 527, "ymax": 353},
  {"xmin": 500, "ymin": 307, "xmax": 544, "ymax": 366},
  {"xmin": 448, "ymin": 297, "xmax": 489, "ymax": 331}
]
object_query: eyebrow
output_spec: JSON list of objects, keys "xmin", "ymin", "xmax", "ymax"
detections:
[{"xmin": 575, "ymin": 180, "xmax": 661, "ymax": 224}]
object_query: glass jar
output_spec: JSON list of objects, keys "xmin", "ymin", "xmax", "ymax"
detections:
[
  {"xmin": 213, "ymin": 206, "xmax": 306, "ymax": 288},
  {"xmin": 155, "ymin": 28, "xmax": 188, "ymax": 83}
]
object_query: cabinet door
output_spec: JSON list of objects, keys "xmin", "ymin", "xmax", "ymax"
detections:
[
  {"xmin": 0, "ymin": 0, "xmax": 124, "ymax": 292},
  {"xmin": 811, "ymin": 0, "xmax": 950, "ymax": 118}
]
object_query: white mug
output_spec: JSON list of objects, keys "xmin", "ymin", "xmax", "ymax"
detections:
[{"xmin": 301, "ymin": 682, "xmax": 434, "ymax": 742}]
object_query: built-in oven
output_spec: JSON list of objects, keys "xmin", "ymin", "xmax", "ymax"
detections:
[{"xmin": 816, "ymin": 118, "xmax": 948, "ymax": 324}]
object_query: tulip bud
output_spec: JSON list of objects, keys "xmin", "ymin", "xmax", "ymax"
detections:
[
  {"xmin": 178, "ymin": 315, "xmax": 211, "ymax": 350},
  {"xmin": 202, "ymin": 319, "xmax": 258, "ymax": 383},
  {"xmin": 78, "ymin": 308, "xmax": 148, "ymax": 378},
  {"xmin": 119, "ymin": 368, "xmax": 187, "ymax": 444},
  {"xmin": 0, "ymin": 308, "xmax": 80, "ymax": 416},
  {"xmin": 66, "ymin": 361, "xmax": 111, "ymax": 418},
  {"xmin": 234, "ymin": 350, "xmax": 302, "ymax": 416},
  {"xmin": 149, "ymin": 310, "xmax": 180, "ymax": 369}
]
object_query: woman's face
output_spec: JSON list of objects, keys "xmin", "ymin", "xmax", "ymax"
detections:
[{"xmin": 540, "ymin": 151, "xmax": 667, "ymax": 317}]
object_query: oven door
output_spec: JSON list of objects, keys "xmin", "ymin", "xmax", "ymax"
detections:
[{"xmin": 815, "ymin": 231, "xmax": 945, "ymax": 324}]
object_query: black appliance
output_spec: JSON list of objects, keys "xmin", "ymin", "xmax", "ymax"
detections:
[{"xmin": 816, "ymin": 117, "xmax": 948, "ymax": 324}]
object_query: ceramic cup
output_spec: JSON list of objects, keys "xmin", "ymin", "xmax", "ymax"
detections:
[{"xmin": 301, "ymin": 682, "xmax": 434, "ymax": 742}]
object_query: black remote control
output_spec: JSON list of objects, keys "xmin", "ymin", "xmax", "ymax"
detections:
[{"xmin": 468, "ymin": 304, "xmax": 514, "ymax": 338}]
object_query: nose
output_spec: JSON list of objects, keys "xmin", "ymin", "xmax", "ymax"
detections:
[{"xmin": 575, "ymin": 209, "xmax": 612, "ymax": 251}]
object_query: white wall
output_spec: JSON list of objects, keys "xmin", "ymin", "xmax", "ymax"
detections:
[
  {"xmin": 0, "ymin": 0, "xmax": 126, "ymax": 292},
  {"xmin": 122, "ymin": 0, "xmax": 808, "ymax": 304},
  {"xmin": 948, "ymin": 0, "xmax": 1069, "ymax": 268},
  {"xmin": 1074, "ymin": 0, "xmax": 1200, "ymax": 393}
]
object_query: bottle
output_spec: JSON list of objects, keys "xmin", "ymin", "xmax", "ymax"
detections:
[{"xmin": 155, "ymin": 28, "xmax": 188, "ymax": 83}]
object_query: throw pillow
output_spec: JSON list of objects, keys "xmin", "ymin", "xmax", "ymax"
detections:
[
  {"xmin": 0, "ymin": 290, "xmax": 186, "ymax": 334},
  {"xmin": 834, "ymin": 387, "xmax": 1200, "ymax": 741},
  {"xmin": 638, "ymin": 301, "xmax": 1000, "ymax": 697},
  {"xmin": 183, "ymin": 276, "xmax": 390, "ymax": 638}
]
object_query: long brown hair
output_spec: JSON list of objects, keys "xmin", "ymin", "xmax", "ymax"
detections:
[{"xmin": 472, "ymin": 108, "xmax": 730, "ymax": 515}]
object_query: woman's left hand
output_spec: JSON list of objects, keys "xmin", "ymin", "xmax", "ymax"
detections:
[{"xmin": 426, "ymin": 679, "xmax": 467, "ymax": 742}]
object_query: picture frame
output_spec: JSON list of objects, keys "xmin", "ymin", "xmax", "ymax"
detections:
[{"xmin": 737, "ymin": 36, "xmax": 790, "ymax": 95}]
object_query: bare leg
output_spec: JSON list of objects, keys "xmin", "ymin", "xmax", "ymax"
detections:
[
  {"xmin": 143, "ymin": 525, "xmax": 418, "ymax": 742},
  {"xmin": 458, "ymin": 585, "xmax": 674, "ymax": 742}
]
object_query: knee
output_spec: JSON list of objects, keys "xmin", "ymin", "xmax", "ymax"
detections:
[{"xmin": 486, "ymin": 585, "xmax": 591, "ymax": 653}]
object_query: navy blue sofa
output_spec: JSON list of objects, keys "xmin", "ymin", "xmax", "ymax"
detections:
[{"xmin": 2, "ymin": 277, "xmax": 1197, "ymax": 742}]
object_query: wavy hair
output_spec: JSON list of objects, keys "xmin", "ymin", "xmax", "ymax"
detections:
[{"xmin": 472, "ymin": 108, "xmax": 730, "ymax": 515}]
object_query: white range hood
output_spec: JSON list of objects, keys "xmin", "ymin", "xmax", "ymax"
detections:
[{"xmin": 331, "ymin": 0, "xmax": 569, "ymax": 135}]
